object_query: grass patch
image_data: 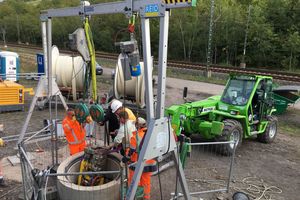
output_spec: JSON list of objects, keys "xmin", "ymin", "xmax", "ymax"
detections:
[
  {"xmin": 97, "ymin": 58, "xmax": 116, "ymax": 69},
  {"xmin": 166, "ymin": 68, "xmax": 227, "ymax": 85},
  {"xmin": 278, "ymin": 121, "xmax": 300, "ymax": 136},
  {"xmin": 277, "ymin": 109, "xmax": 300, "ymax": 136}
]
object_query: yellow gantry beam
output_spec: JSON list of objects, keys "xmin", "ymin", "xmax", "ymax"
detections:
[{"xmin": 164, "ymin": 0, "xmax": 192, "ymax": 4}]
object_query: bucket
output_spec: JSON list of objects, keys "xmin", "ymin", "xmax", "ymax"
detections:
[{"xmin": 130, "ymin": 64, "xmax": 141, "ymax": 77}]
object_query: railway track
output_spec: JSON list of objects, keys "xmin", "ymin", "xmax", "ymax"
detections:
[{"xmin": 3, "ymin": 43, "xmax": 300, "ymax": 83}]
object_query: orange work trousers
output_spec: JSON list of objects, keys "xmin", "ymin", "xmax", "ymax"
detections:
[
  {"xmin": 68, "ymin": 142, "xmax": 86, "ymax": 155},
  {"xmin": 128, "ymin": 169, "xmax": 151, "ymax": 199}
]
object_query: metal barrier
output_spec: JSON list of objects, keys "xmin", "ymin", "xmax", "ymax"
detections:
[
  {"xmin": 171, "ymin": 140, "xmax": 237, "ymax": 199},
  {"xmin": 17, "ymin": 123, "xmax": 123, "ymax": 200},
  {"xmin": 7, "ymin": 73, "xmax": 120, "ymax": 200}
]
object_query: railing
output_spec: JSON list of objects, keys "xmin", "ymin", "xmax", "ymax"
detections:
[{"xmin": 170, "ymin": 140, "xmax": 237, "ymax": 199}]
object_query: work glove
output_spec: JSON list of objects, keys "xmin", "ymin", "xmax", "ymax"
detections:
[{"xmin": 122, "ymin": 156, "xmax": 130, "ymax": 164}]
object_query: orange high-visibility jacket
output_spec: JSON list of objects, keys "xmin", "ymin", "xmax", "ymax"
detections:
[
  {"xmin": 62, "ymin": 117, "xmax": 86, "ymax": 155},
  {"xmin": 129, "ymin": 128, "xmax": 157, "ymax": 172}
]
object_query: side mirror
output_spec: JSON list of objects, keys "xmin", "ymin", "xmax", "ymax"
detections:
[{"xmin": 183, "ymin": 87, "xmax": 188, "ymax": 100}]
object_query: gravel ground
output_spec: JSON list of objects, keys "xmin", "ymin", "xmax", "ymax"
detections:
[{"xmin": 1, "ymin": 58, "xmax": 300, "ymax": 199}]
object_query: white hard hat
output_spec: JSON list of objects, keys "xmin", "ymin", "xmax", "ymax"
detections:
[
  {"xmin": 111, "ymin": 99, "xmax": 123, "ymax": 113},
  {"xmin": 137, "ymin": 117, "xmax": 147, "ymax": 127}
]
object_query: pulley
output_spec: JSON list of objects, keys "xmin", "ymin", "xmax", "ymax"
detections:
[
  {"xmin": 75, "ymin": 103, "xmax": 90, "ymax": 123},
  {"xmin": 89, "ymin": 104, "xmax": 105, "ymax": 123}
]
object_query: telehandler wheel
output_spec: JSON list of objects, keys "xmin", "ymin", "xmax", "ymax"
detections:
[
  {"xmin": 219, "ymin": 119, "xmax": 243, "ymax": 156},
  {"xmin": 257, "ymin": 116, "xmax": 278, "ymax": 143}
]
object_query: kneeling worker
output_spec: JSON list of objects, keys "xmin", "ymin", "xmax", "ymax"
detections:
[
  {"xmin": 123, "ymin": 117, "xmax": 157, "ymax": 199},
  {"xmin": 62, "ymin": 108, "xmax": 87, "ymax": 155}
]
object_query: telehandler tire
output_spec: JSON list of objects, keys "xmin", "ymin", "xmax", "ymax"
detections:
[
  {"xmin": 219, "ymin": 119, "xmax": 243, "ymax": 156},
  {"xmin": 257, "ymin": 116, "xmax": 278, "ymax": 143}
]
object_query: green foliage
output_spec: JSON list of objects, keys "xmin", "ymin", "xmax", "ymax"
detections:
[{"xmin": 0, "ymin": 0, "xmax": 299, "ymax": 71}]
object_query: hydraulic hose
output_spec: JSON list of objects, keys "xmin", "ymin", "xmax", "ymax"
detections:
[{"xmin": 84, "ymin": 17, "xmax": 97, "ymax": 101}]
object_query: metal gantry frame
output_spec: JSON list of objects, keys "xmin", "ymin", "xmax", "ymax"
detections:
[{"xmin": 33, "ymin": 0, "xmax": 196, "ymax": 199}]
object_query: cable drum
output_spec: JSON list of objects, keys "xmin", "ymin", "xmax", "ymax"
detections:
[
  {"xmin": 113, "ymin": 54, "xmax": 147, "ymax": 108},
  {"xmin": 51, "ymin": 46, "xmax": 86, "ymax": 91}
]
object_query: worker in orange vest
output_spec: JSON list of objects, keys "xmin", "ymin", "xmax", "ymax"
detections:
[
  {"xmin": 123, "ymin": 117, "xmax": 157, "ymax": 199},
  {"xmin": 62, "ymin": 108, "xmax": 87, "ymax": 155}
]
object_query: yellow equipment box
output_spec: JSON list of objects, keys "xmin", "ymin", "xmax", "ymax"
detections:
[{"xmin": 0, "ymin": 80, "xmax": 34, "ymax": 112}]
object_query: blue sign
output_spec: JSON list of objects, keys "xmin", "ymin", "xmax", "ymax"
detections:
[
  {"xmin": 36, "ymin": 53, "xmax": 45, "ymax": 76},
  {"xmin": 145, "ymin": 4, "xmax": 159, "ymax": 16}
]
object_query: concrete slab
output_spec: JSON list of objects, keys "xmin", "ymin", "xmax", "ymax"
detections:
[
  {"xmin": 7, "ymin": 152, "xmax": 35, "ymax": 166},
  {"xmin": 1, "ymin": 157, "xmax": 22, "ymax": 182}
]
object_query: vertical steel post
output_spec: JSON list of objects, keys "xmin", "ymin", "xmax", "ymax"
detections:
[
  {"xmin": 227, "ymin": 141, "xmax": 236, "ymax": 192},
  {"xmin": 240, "ymin": 4, "xmax": 251, "ymax": 68},
  {"xmin": 17, "ymin": 21, "xmax": 49, "ymax": 145},
  {"xmin": 126, "ymin": 16, "xmax": 154, "ymax": 200},
  {"xmin": 156, "ymin": 11, "xmax": 169, "ymax": 119},
  {"xmin": 141, "ymin": 17, "xmax": 155, "ymax": 122},
  {"xmin": 19, "ymin": 145, "xmax": 28, "ymax": 200},
  {"xmin": 46, "ymin": 18, "xmax": 55, "ymax": 166},
  {"xmin": 41, "ymin": 21, "xmax": 48, "ymax": 78},
  {"xmin": 206, "ymin": 0, "xmax": 214, "ymax": 78}
]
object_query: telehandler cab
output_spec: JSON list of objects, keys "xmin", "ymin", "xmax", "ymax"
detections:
[{"xmin": 166, "ymin": 74, "xmax": 278, "ymax": 155}]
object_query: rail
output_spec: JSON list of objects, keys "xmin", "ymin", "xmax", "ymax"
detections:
[{"xmin": 2, "ymin": 42, "xmax": 300, "ymax": 83}]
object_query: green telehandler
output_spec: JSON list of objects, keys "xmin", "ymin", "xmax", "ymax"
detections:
[{"xmin": 166, "ymin": 74, "xmax": 278, "ymax": 155}]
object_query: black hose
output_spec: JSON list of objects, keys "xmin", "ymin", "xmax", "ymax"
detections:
[
  {"xmin": 157, "ymin": 158, "xmax": 163, "ymax": 200},
  {"xmin": 162, "ymin": 115, "xmax": 171, "ymax": 156}
]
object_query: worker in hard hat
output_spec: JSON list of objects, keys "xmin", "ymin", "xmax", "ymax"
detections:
[
  {"xmin": 62, "ymin": 108, "xmax": 87, "ymax": 155},
  {"xmin": 106, "ymin": 111, "xmax": 136, "ymax": 153},
  {"xmin": 98, "ymin": 103, "xmax": 120, "ymax": 140},
  {"xmin": 111, "ymin": 99, "xmax": 136, "ymax": 122},
  {"xmin": 123, "ymin": 117, "xmax": 157, "ymax": 199}
]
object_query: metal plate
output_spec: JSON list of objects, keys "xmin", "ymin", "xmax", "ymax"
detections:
[
  {"xmin": 143, "ymin": 118, "xmax": 177, "ymax": 160},
  {"xmin": 75, "ymin": 103, "xmax": 90, "ymax": 123},
  {"xmin": 89, "ymin": 104, "xmax": 105, "ymax": 123}
]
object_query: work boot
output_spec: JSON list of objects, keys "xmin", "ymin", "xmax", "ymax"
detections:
[{"xmin": 0, "ymin": 176, "xmax": 7, "ymax": 187}]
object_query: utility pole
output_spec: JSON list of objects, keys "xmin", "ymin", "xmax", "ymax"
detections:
[
  {"xmin": 1, "ymin": 27, "xmax": 7, "ymax": 47},
  {"xmin": 206, "ymin": 0, "xmax": 215, "ymax": 78},
  {"xmin": 16, "ymin": 14, "xmax": 21, "ymax": 44},
  {"xmin": 240, "ymin": 4, "xmax": 251, "ymax": 68}
]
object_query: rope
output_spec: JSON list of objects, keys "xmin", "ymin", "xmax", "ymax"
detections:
[
  {"xmin": 238, "ymin": 177, "xmax": 282, "ymax": 200},
  {"xmin": 193, "ymin": 176, "xmax": 282, "ymax": 200}
]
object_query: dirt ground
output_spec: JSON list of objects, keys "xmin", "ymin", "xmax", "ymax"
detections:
[{"xmin": 0, "ymin": 61, "xmax": 300, "ymax": 199}]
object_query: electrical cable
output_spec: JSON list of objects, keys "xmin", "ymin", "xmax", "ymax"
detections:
[
  {"xmin": 162, "ymin": 115, "xmax": 171, "ymax": 157},
  {"xmin": 174, "ymin": 137, "xmax": 181, "ymax": 200},
  {"xmin": 156, "ymin": 158, "xmax": 163, "ymax": 200}
]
